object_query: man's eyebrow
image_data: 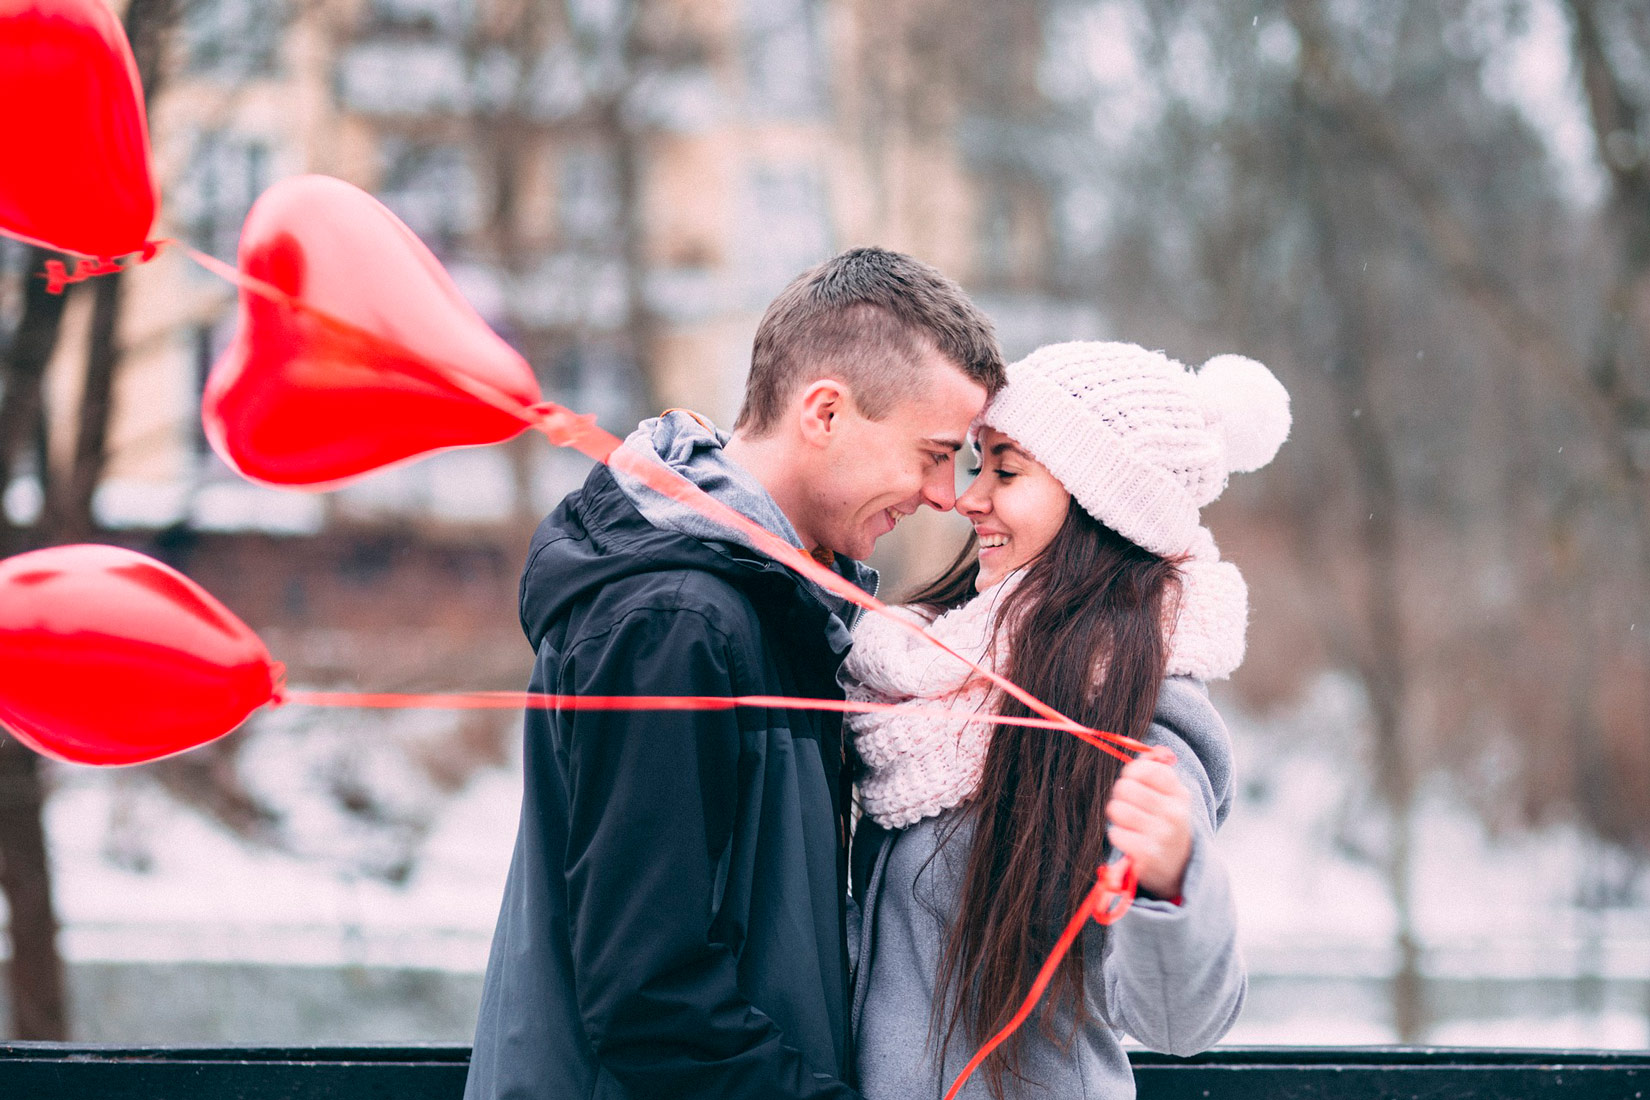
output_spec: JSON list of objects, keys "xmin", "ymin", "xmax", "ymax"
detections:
[{"xmin": 921, "ymin": 436, "xmax": 966, "ymax": 452}]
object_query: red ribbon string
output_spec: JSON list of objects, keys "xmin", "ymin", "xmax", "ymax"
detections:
[
  {"xmin": 281, "ymin": 689, "xmax": 1148, "ymax": 762},
  {"xmin": 941, "ymin": 860, "xmax": 1140, "ymax": 1100}
]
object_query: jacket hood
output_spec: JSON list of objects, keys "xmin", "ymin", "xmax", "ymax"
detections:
[
  {"xmin": 609, "ymin": 411, "xmax": 879, "ymax": 615},
  {"xmin": 520, "ymin": 462, "xmax": 865, "ymax": 658},
  {"xmin": 610, "ymin": 411, "xmax": 805, "ymax": 556}
]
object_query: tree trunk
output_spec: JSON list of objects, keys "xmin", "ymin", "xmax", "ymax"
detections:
[
  {"xmin": 0, "ymin": 247, "xmax": 69, "ymax": 554},
  {"xmin": 0, "ymin": 0, "xmax": 178, "ymax": 1042},
  {"xmin": 38, "ymin": 270, "xmax": 123, "ymax": 544},
  {"xmin": 0, "ymin": 739, "xmax": 65, "ymax": 1039},
  {"xmin": 0, "ymin": 248, "xmax": 72, "ymax": 1040},
  {"xmin": 1287, "ymin": 1, "xmax": 1426, "ymax": 1037},
  {"xmin": 610, "ymin": 105, "xmax": 659, "ymax": 416}
]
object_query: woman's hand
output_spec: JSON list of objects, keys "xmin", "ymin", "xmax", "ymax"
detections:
[{"xmin": 1104, "ymin": 755, "xmax": 1193, "ymax": 901}]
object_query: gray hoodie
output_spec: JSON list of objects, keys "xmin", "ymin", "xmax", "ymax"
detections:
[
  {"xmin": 612, "ymin": 410, "xmax": 879, "ymax": 646},
  {"xmin": 851, "ymin": 677, "xmax": 1246, "ymax": 1099}
]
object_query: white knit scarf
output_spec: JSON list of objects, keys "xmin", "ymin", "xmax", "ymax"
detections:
[{"xmin": 844, "ymin": 544, "xmax": 1248, "ymax": 828}]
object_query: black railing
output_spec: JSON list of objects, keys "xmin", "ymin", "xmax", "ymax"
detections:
[
  {"xmin": 1131, "ymin": 1046, "xmax": 1650, "ymax": 1098},
  {"xmin": 0, "ymin": 1043, "xmax": 1645, "ymax": 1098}
]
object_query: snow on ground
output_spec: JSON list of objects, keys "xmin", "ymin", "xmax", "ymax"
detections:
[
  {"xmin": 42, "ymin": 722, "xmax": 521, "ymax": 972},
  {"xmin": 1217, "ymin": 672, "xmax": 1650, "ymax": 985},
  {"xmin": 7, "ymin": 668, "xmax": 1649, "ymax": 1045}
]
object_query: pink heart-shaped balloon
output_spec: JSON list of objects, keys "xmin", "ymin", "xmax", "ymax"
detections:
[
  {"xmin": 0, "ymin": 0, "xmax": 157, "ymax": 257},
  {"xmin": 0, "ymin": 545, "xmax": 280, "ymax": 766},
  {"xmin": 202, "ymin": 174, "xmax": 543, "ymax": 488}
]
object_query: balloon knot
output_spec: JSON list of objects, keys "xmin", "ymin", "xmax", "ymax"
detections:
[
  {"xmin": 532, "ymin": 402, "xmax": 600, "ymax": 447},
  {"xmin": 267, "ymin": 661, "xmax": 289, "ymax": 706},
  {"xmin": 41, "ymin": 255, "xmax": 125, "ymax": 295},
  {"xmin": 1092, "ymin": 859, "xmax": 1139, "ymax": 925}
]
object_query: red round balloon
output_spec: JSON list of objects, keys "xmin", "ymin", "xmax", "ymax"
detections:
[
  {"xmin": 0, "ymin": 544, "xmax": 279, "ymax": 766},
  {"xmin": 0, "ymin": 0, "xmax": 158, "ymax": 258},
  {"xmin": 202, "ymin": 174, "xmax": 543, "ymax": 488}
]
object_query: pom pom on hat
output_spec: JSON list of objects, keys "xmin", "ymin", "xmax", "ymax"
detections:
[{"xmin": 1196, "ymin": 354, "xmax": 1292, "ymax": 474}]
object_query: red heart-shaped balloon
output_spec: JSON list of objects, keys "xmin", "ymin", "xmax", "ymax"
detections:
[
  {"xmin": 0, "ymin": 0, "xmax": 157, "ymax": 258},
  {"xmin": 202, "ymin": 174, "xmax": 543, "ymax": 488},
  {"xmin": 0, "ymin": 544, "xmax": 279, "ymax": 766}
]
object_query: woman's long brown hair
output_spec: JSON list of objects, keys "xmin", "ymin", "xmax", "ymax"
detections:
[{"xmin": 906, "ymin": 498, "xmax": 1180, "ymax": 1098}]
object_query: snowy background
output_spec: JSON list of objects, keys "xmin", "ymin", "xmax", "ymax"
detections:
[
  {"xmin": 11, "ymin": 669, "xmax": 1647, "ymax": 1047},
  {"xmin": 3, "ymin": 0, "xmax": 1649, "ymax": 1054}
]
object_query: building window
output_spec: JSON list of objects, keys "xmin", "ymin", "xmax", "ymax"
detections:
[
  {"xmin": 193, "ymin": 323, "xmax": 226, "ymax": 461},
  {"xmin": 741, "ymin": 0, "xmax": 828, "ymax": 118},
  {"xmin": 172, "ymin": 131, "xmax": 272, "ymax": 263},
  {"xmin": 557, "ymin": 147, "xmax": 622, "ymax": 247},
  {"xmin": 738, "ymin": 162, "xmax": 831, "ymax": 306},
  {"xmin": 183, "ymin": 0, "xmax": 286, "ymax": 78},
  {"xmin": 376, "ymin": 140, "xmax": 481, "ymax": 255},
  {"xmin": 336, "ymin": 41, "xmax": 470, "ymax": 115},
  {"xmin": 364, "ymin": 0, "xmax": 471, "ymax": 36}
]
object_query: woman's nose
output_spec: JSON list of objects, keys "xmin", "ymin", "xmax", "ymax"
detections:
[{"xmin": 956, "ymin": 479, "xmax": 988, "ymax": 516}]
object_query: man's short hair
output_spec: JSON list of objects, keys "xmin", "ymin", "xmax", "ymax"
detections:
[{"xmin": 733, "ymin": 248, "xmax": 1005, "ymax": 436}]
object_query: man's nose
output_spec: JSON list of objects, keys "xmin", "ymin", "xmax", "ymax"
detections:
[{"xmin": 922, "ymin": 464, "xmax": 957, "ymax": 511}]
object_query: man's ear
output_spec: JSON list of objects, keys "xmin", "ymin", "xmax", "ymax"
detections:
[{"xmin": 796, "ymin": 379, "xmax": 851, "ymax": 449}]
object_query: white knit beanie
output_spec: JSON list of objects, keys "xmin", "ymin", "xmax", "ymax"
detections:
[
  {"xmin": 979, "ymin": 341, "xmax": 1290, "ymax": 680},
  {"xmin": 980, "ymin": 341, "xmax": 1290, "ymax": 561}
]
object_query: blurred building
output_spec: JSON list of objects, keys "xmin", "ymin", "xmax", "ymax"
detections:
[
  {"xmin": 46, "ymin": 0, "xmax": 1101, "ymax": 585},
  {"xmin": 1, "ymin": 3, "xmax": 1114, "ymax": 1038}
]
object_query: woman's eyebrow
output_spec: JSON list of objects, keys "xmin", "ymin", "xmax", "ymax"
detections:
[{"xmin": 989, "ymin": 442, "xmax": 1024, "ymax": 458}]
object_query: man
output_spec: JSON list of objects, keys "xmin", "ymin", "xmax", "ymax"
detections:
[{"xmin": 465, "ymin": 247, "xmax": 1004, "ymax": 1100}]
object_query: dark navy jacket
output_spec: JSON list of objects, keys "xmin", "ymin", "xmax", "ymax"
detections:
[{"xmin": 465, "ymin": 465, "xmax": 862, "ymax": 1100}]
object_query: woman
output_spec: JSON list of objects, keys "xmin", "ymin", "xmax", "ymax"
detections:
[{"xmin": 844, "ymin": 341, "xmax": 1290, "ymax": 1099}]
